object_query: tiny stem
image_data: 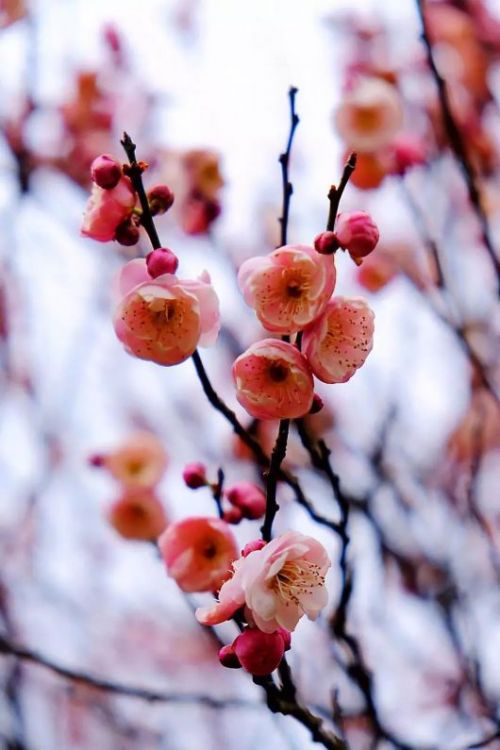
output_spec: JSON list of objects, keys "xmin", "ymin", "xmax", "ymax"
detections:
[
  {"xmin": 326, "ymin": 152, "xmax": 357, "ymax": 231},
  {"xmin": 261, "ymin": 418, "xmax": 290, "ymax": 541},
  {"xmin": 278, "ymin": 86, "xmax": 300, "ymax": 246},
  {"xmin": 120, "ymin": 132, "xmax": 162, "ymax": 250}
]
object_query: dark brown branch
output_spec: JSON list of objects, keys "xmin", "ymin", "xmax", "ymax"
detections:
[
  {"xmin": 120, "ymin": 132, "xmax": 162, "ymax": 250},
  {"xmin": 468, "ymin": 729, "xmax": 500, "ymax": 749},
  {"xmin": 414, "ymin": 0, "xmax": 500, "ymax": 289},
  {"xmin": 261, "ymin": 418, "xmax": 290, "ymax": 541},
  {"xmin": 0, "ymin": 634, "xmax": 257, "ymax": 710},
  {"xmin": 326, "ymin": 153, "xmax": 357, "ymax": 231},
  {"xmin": 278, "ymin": 87, "xmax": 300, "ymax": 246},
  {"xmin": 253, "ymin": 674, "xmax": 347, "ymax": 750}
]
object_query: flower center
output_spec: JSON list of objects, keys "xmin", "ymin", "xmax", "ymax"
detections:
[
  {"xmin": 354, "ymin": 106, "xmax": 381, "ymax": 132},
  {"xmin": 268, "ymin": 362, "xmax": 289, "ymax": 383},
  {"xmin": 272, "ymin": 559, "xmax": 325, "ymax": 605},
  {"xmin": 202, "ymin": 542, "xmax": 218, "ymax": 559},
  {"xmin": 286, "ymin": 281, "xmax": 303, "ymax": 299},
  {"xmin": 127, "ymin": 459, "xmax": 144, "ymax": 476}
]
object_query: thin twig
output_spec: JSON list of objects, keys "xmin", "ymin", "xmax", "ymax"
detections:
[
  {"xmin": 326, "ymin": 153, "xmax": 357, "ymax": 231},
  {"xmin": 120, "ymin": 132, "xmax": 162, "ymax": 249},
  {"xmin": 278, "ymin": 87, "xmax": 300, "ymax": 246},
  {"xmin": 0, "ymin": 634, "xmax": 258, "ymax": 710},
  {"xmin": 261, "ymin": 419, "xmax": 290, "ymax": 541},
  {"xmin": 414, "ymin": 0, "xmax": 500, "ymax": 289}
]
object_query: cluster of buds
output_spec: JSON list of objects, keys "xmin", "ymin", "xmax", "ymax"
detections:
[
  {"xmin": 81, "ymin": 153, "xmax": 176, "ymax": 247},
  {"xmin": 182, "ymin": 464, "xmax": 266, "ymax": 524},
  {"xmin": 89, "ymin": 431, "xmax": 168, "ymax": 541}
]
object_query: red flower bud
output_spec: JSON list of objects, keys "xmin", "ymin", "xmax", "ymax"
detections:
[
  {"xmin": 223, "ymin": 506, "xmax": 244, "ymax": 525},
  {"xmin": 335, "ymin": 211, "xmax": 379, "ymax": 260},
  {"xmin": 225, "ymin": 482, "xmax": 266, "ymax": 520},
  {"xmin": 314, "ymin": 231, "xmax": 339, "ymax": 255},
  {"xmin": 276, "ymin": 627, "xmax": 292, "ymax": 651},
  {"xmin": 146, "ymin": 248, "xmax": 179, "ymax": 278},
  {"xmin": 91, "ymin": 154, "xmax": 122, "ymax": 190},
  {"xmin": 232, "ymin": 629, "xmax": 285, "ymax": 676},
  {"xmin": 309, "ymin": 393, "xmax": 324, "ymax": 414},
  {"xmin": 115, "ymin": 218, "xmax": 140, "ymax": 246},
  {"xmin": 241, "ymin": 539, "xmax": 267, "ymax": 557},
  {"xmin": 148, "ymin": 185, "xmax": 175, "ymax": 215},
  {"xmin": 182, "ymin": 462, "xmax": 207, "ymax": 489},
  {"xmin": 218, "ymin": 644, "xmax": 241, "ymax": 669}
]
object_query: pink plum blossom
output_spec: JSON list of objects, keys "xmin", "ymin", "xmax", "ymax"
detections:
[
  {"xmin": 101, "ymin": 431, "xmax": 167, "ymax": 488},
  {"xmin": 81, "ymin": 175, "xmax": 136, "ymax": 242},
  {"xmin": 196, "ymin": 531, "xmax": 330, "ymax": 633},
  {"xmin": 112, "ymin": 259, "xmax": 220, "ymax": 366},
  {"xmin": 237, "ymin": 245, "xmax": 336, "ymax": 335},
  {"xmin": 107, "ymin": 488, "xmax": 168, "ymax": 541},
  {"xmin": 232, "ymin": 339, "xmax": 314, "ymax": 420},
  {"xmin": 159, "ymin": 517, "xmax": 239, "ymax": 593},
  {"xmin": 335, "ymin": 77, "xmax": 403, "ymax": 153},
  {"xmin": 302, "ymin": 298, "xmax": 375, "ymax": 384}
]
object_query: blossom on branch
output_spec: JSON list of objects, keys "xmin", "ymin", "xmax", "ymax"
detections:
[
  {"xmin": 112, "ymin": 259, "xmax": 220, "ymax": 366},
  {"xmin": 302, "ymin": 297, "xmax": 375, "ymax": 384},
  {"xmin": 159, "ymin": 517, "xmax": 239, "ymax": 593},
  {"xmin": 237, "ymin": 245, "xmax": 335, "ymax": 334},
  {"xmin": 233, "ymin": 339, "xmax": 314, "ymax": 420},
  {"xmin": 196, "ymin": 531, "xmax": 330, "ymax": 632},
  {"xmin": 81, "ymin": 175, "xmax": 136, "ymax": 242}
]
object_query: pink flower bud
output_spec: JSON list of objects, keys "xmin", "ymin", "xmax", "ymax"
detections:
[
  {"xmin": 91, "ymin": 154, "xmax": 122, "ymax": 190},
  {"xmin": 390, "ymin": 135, "xmax": 426, "ymax": 175},
  {"xmin": 223, "ymin": 506, "xmax": 244, "ymax": 525},
  {"xmin": 148, "ymin": 185, "xmax": 175, "ymax": 215},
  {"xmin": 276, "ymin": 627, "xmax": 292, "ymax": 651},
  {"xmin": 232, "ymin": 629, "xmax": 285, "ymax": 676},
  {"xmin": 335, "ymin": 211, "xmax": 379, "ymax": 260},
  {"xmin": 182, "ymin": 462, "xmax": 207, "ymax": 489},
  {"xmin": 241, "ymin": 539, "xmax": 267, "ymax": 557},
  {"xmin": 309, "ymin": 393, "xmax": 324, "ymax": 414},
  {"xmin": 225, "ymin": 482, "xmax": 266, "ymax": 520},
  {"xmin": 314, "ymin": 231, "xmax": 338, "ymax": 255},
  {"xmin": 88, "ymin": 453, "xmax": 104, "ymax": 467},
  {"xmin": 146, "ymin": 248, "xmax": 179, "ymax": 278},
  {"xmin": 115, "ymin": 218, "xmax": 140, "ymax": 246},
  {"xmin": 218, "ymin": 644, "xmax": 241, "ymax": 669}
]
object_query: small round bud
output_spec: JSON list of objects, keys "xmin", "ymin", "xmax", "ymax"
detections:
[
  {"xmin": 225, "ymin": 482, "xmax": 266, "ymax": 520},
  {"xmin": 232, "ymin": 629, "xmax": 285, "ymax": 676},
  {"xmin": 182, "ymin": 462, "xmax": 207, "ymax": 489},
  {"xmin": 148, "ymin": 185, "xmax": 175, "ymax": 215},
  {"xmin": 218, "ymin": 644, "xmax": 241, "ymax": 669},
  {"xmin": 390, "ymin": 135, "xmax": 426, "ymax": 175},
  {"xmin": 115, "ymin": 218, "xmax": 140, "ymax": 246},
  {"xmin": 276, "ymin": 627, "xmax": 292, "ymax": 651},
  {"xmin": 335, "ymin": 211, "xmax": 379, "ymax": 260},
  {"xmin": 314, "ymin": 231, "xmax": 338, "ymax": 255},
  {"xmin": 309, "ymin": 393, "xmax": 324, "ymax": 414},
  {"xmin": 146, "ymin": 247, "xmax": 179, "ymax": 278},
  {"xmin": 91, "ymin": 154, "xmax": 122, "ymax": 190},
  {"xmin": 223, "ymin": 506, "xmax": 244, "ymax": 525},
  {"xmin": 88, "ymin": 453, "xmax": 104, "ymax": 467},
  {"xmin": 241, "ymin": 539, "xmax": 267, "ymax": 557}
]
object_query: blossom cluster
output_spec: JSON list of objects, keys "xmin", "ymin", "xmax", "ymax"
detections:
[{"xmin": 81, "ymin": 139, "xmax": 378, "ymax": 678}]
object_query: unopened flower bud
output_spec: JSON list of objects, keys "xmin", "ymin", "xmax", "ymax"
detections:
[
  {"xmin": 91, "ymin": 154, "xmax": 122, "ymax": 190},
  {"xmin": 182, "ymin": 462, "xmax": 207, "ymax": 489},
  {"xmin": 276, "ymin": 627, "xmax": 292, "ymax": 651},
  {"xmin": 115, "ymin": 218, "xmax": 140, "ymax": 246},
  {"xmin": 88, "ymin": 453, "xmax": 104, "ymax": 467},
  {"xmin": 309, "ymin": 393, "xmax": 324, "ymax": 414},
  {"xmin": 218, "ymin": 644, "xmax": 241, "ymax": 669},
  {"xmin": 225, "ymin": 482, "xmax": 266, "ymax": 520},
  {"xmin": 390, "ymin": 135, "xmax": 426, "ymax": 175},
  {"xmin": 241, "ymin": 539, "xmax": 267, "ymax": 557},
  {"xmin": 223, "ymin": 506, "xmax": 244, "ymax": 525},
  {"xmin": 314, "ymin": 231, "xmax": 338, "ymax": 255},
  {"xmin": 335, "ymin": 211, "xmax": 379, "ymax": 260},
  {"xmin": 148, "ymin": 185, "xmax": 175, "ymax": 215},
  {"xmin": 146, "ymin": 247, "xmax": 179, "ymax": 278},
  {"xmin": 232, "ymin": 629, "xmax": 285, "ymax": 676}
]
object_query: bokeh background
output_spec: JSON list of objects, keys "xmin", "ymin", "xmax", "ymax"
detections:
[{"xmin": 0, "ymin": 0, "xmax": 499, "ymax": 748}]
